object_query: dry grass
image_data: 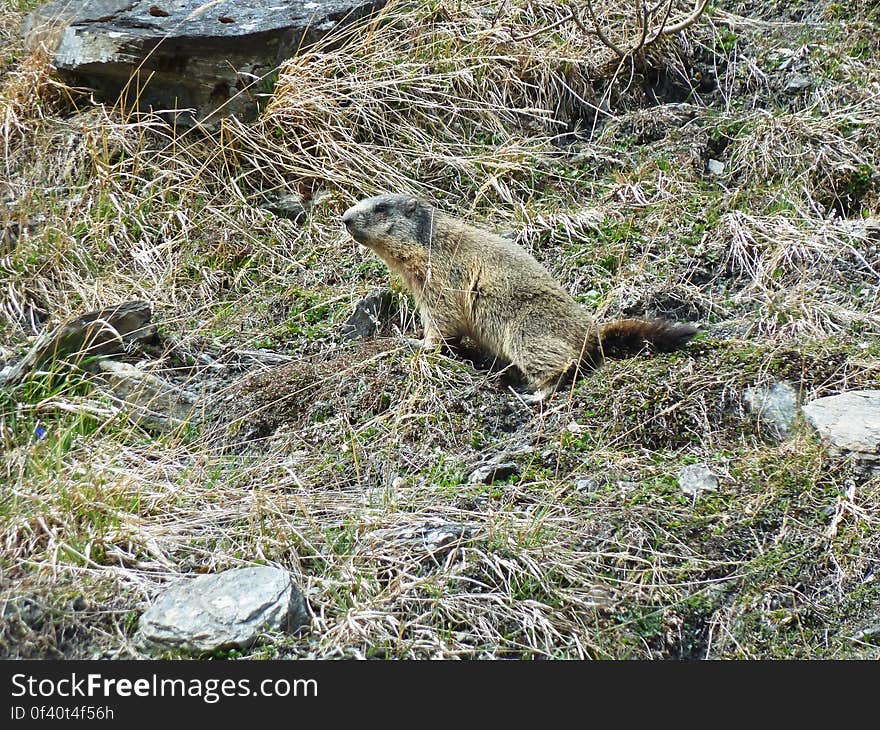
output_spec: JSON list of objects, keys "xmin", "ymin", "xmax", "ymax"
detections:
[{"xmin": 1, "ymin": 0, "xmax": 879, "ymax": 659}]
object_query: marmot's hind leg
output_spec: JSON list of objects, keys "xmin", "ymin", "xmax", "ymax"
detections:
[
  {"xmin": 511, "ymin": 335, "xmax": 578, "ymax": 396},
  {"xmin": 512, "ymin": 328, "xmax": 603, "ymax": 401}
]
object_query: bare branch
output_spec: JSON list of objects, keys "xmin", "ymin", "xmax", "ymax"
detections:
[
  {"xmin": 634, "ymin": 0, "xmax": 651, "ymax": 55},
  {"xmin": 509, "ymin": 10, "xmax": 576, "ymax": 42},
  {"xmin": 575, "ymin": 0, "xmax": 627, "ymax": 58},
  {"xmin": 661, "ymin": 0, "xmax": 711, "ymax": 35},
  {"xmin": 648, "ymin": 0, "xmax": 675, "ymax": 16},
  {"xmin": 644, "ymin": 0, "xmax": 677, "ymax": 45},
  {"xmin": 509, "ymin": 1, "xmax": 710, "ymax": 57}
]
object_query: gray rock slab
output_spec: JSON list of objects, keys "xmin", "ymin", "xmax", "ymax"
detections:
[
  {"xmin": 356, "ymin": 521, "xmax": 475, "ymax": 561},
  {"xmin": 24, "ymin": 0, "xmax": 386, "ymax": 125},
  {"xmin": 137, "ymin": 566, "xmax": 309, "ymax": 655},
  {"xmin": 802, "ymin": 390, "xmax": 880, "ymax": 469}
]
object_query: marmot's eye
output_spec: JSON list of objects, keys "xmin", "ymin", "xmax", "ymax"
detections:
[{"xmin": 374, "ymin": 203, "xmax": 389, "ymax": 215}]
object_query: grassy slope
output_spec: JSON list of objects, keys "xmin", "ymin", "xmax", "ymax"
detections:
[{"xmin": 0, "ymin": 0, "xmax": 878, "ymax": 658}]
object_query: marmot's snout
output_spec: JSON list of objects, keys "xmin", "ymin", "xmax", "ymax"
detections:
[
  {"xmin": 342, "ymin": 205, "xmax": 359, "ymax": 234},
  {"xmin": 342, "ymin": 205, "xmax": 371, "ymax": 246}
]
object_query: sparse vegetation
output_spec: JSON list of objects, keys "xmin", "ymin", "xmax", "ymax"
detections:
[{"xmin": 1, "ymin": 0, "xmax": 878, "ymax": 659}]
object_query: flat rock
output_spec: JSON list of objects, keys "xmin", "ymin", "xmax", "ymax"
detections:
[
  {"xmin": 744, "ymin": 380, "xmax": 798, "ymax": 438},
  {"xmin": 24, "ymin": 0, "xmax": 386, "ymax": 126},
  {"xmin": 802, "ymin": 390, "xmax": 880, "ymax": 470},
  {"xmin": 137, "ymin": 566, "xmax": 309, "ymax": 655},
  {"xmin": 678, "ymin": 463, "xmax": 718, "ymax": 497}
]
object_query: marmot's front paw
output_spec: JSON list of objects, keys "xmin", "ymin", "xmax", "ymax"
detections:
[
  {"xmin": 401, "ymin": 336, "xmax": 440, "ymax": 351},
  {"xmin": 522, "ymin": 388, "xmax": 552, "ymax": 404}
]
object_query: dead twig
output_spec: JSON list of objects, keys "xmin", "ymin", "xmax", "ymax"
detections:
[{"xmin": 513, "ymin": 0, "xmax": 710, "ymax": 60}]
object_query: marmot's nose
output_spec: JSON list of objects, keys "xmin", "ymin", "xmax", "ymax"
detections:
[{"xmin": 342, "ymin": 207, "xmax": 357, "ymax": 228}]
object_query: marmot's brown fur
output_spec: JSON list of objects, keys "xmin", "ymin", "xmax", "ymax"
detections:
[{"xmin": 342, "ymin": 194, "xmax": 697, "ymax": 398}]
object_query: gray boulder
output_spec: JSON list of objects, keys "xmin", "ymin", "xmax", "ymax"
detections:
[
  {"xmin": 802, "ymin": 390, "xmax": 880, "ymax": 471},
  {"xmin": 24, "ymin": 0, "xmax": 386, "ymax": 126},
  {"xmin": 136, "ymin": 566, "xmax": 309, "ymax": 655}
]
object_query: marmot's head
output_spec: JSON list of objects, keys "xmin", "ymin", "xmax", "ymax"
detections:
[{"xmin": 342, "ymin": 195, "xmax": 433, "ymax": 253}]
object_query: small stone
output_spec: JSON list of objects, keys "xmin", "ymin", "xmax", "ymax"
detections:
[
  {"xmin": 707, "ymin": 158, "xmax": 725, "ymax": 175},
  {"xmin": 776, "ymin": 55, "xmax": 794, "ymax": 72},
  {"xmin": 744, "ymin": 380, "xmax": 798, "ymax": 438},
  {"xmin": 1, "ymin": 595, "xmax": 44, "ymax": 629},
  {"xmin": 136, "ymin": 566, "xmax": 309, "ymax": 655},
  {"xmin": 851, "ymin": 624, "xmax": 880, "ymax": 643},
  {"xmin": 423, "ymin": 525, "xmax": 471, "ymax": 551},
  {"xmin": 785, "ymin": 74, "xmax": 813, "ymax": 93},
  {"xmin": 678, "ymin": 464, "xmax": 718, "ymax": 496},
  {"xmin": 575, "ymin": 478, "xmax": 600, "ymax": 493},
  {"xmin": 260, "ymin": 193, "xmax": 306, "ymax": 222},
  {"xmin": 340, "ymin": 289, "xmax": 394, "ymax": 340},
  {"xmin": 802, "ymin": 390, "xmax": 880, "ymax": 471},
  {"xmin": 467, "ymin": 461, "xmax": 519, "ymax": 485}
]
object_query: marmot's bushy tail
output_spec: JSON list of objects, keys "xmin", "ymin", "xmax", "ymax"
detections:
[{"xmin": 599, "ymin": 318, "xmax": 698, "ymax": 358}]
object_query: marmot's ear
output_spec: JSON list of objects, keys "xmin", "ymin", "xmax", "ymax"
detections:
[{"xmin": 404, "ymin": 197, "xmax": 418, "ymax": 216}]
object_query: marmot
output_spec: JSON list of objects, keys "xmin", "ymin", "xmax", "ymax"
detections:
[{"xmin": 342, "ymin": 194, "xmax": 697, "ymax": 399}]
